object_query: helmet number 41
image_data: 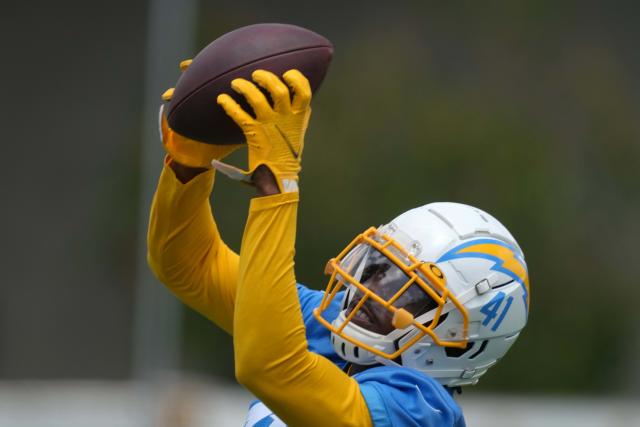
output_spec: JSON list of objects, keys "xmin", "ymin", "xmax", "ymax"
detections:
[{"xmin": 480, "ymin": 292, "xmax": 513, "ymax": 332}]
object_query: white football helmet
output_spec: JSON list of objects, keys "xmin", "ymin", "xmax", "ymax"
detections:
[{"xmin": 313, "ymin": 202, "xmax": 529, "ymax": 387}]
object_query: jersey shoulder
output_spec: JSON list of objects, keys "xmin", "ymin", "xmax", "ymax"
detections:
[{"xmin": 354, "ymin": 366, "xmax": 466, "ymax": 427}]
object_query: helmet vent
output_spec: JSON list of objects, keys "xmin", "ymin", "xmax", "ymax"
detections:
[
  {"xmin": 354, "ymin": 346, "xmax": 359, "ymax": 358},
  {"xmin": 468, "ymin": 340, "xmax": 488, "ymax": 360},
  {"xmin": 340, "ymin": 342, "xmax": 346, "ymax": 357},
  {"xmin": 493, "ymin": 279, "xmax": 515, "ymax": 290},
  {"xmin": 445, "ymin": 342, "xmax": 473, "ymax": 358},
  {"xmin": 476, "ymin": 211, "xmax": 489, "ymax": 223}
]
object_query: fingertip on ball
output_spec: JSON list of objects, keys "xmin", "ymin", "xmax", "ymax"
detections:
[
  {"xmin": 251, "ymin": 69, "xmax": 277, "ymax": 80},
  {"xmin": 162, "ymin": 88, "xmax": 175, "ymax": 101},
  {"xmin": 216, "ymin": 93, "xmax": 229, "ymax": 105},
  {"xmin": 283, "ymin": 68, "xmax": 303, "ymax": 81},
  {"xmin": 230, "ymin": 77, "xmax": 250, "ymax": 92},
  {"xmin": 179, "ymin": 59, "xmax": 192, "ymax": 71}
]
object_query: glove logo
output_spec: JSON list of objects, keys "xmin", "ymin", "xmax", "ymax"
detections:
[
  {"xmin": 437, "ymin": 238, "xmax": 530, "ymax": 312},
  {"xmin": 275, "ymin": 124, "xmax": 300, "ymax": 159}
]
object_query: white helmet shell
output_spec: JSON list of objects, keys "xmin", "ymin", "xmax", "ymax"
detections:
[{"xmin": 330, "ymin": 202, "xmax": 530, "ymax": 387}]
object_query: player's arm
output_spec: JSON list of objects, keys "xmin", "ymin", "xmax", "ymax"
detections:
[
  {"xmin": 218, "ymin": 70, "xmax": 372, "ymax": 427},
  {"xmin": 147, "ymin": 63, "xmax": 242, "ymax": 334}
]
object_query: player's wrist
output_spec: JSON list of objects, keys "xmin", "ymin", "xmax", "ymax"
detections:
[
  {"xmin": 252, "ymin": 165, "xmax": 282, "ymax": 196},
  {"xmin": 164, "ymin": 130, "xmax": 241, "ymax": 168},
  {"xmin": 168, "ymin": 157, "xmax": 210, "ymax": 184}
]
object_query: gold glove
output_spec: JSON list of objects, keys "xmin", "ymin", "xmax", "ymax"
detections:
[{"xmin": 212, "ymin": 69, "xmax": 312, "ymax": 193}]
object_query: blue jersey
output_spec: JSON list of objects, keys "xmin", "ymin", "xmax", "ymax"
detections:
[{"xmin": 244, "ymin": 284, "xmax": 466, "ymax": 427}]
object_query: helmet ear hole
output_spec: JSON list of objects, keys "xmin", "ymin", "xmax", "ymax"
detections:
[{"xmin": 467, "ymin": 340, "xmax": 488, "ymax": 360}]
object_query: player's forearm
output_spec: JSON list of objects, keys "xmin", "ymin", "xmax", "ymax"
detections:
[
  {"xmin": 148, "ymin": 160, "xmax": 217, "ymax": 283},
  {"xmin": 233, "ymin": 193, "xmax": 372, "ymax": 427},
  {"xmin": 147, "ymin": 160, "xmax": 238, "ymax": 333},
  {"xmin": 233, "ymin": 192, "xmax": 305, "ymax": 377}
]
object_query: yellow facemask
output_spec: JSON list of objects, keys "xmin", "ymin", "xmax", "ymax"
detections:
[{"xmin": 313, "ymin": 227, "xmax": 470, "ymax": 361}]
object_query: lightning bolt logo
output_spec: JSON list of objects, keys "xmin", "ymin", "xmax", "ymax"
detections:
[{"xmin": 437, "ymin": 239, "xmax": 530, "ymax": 313}]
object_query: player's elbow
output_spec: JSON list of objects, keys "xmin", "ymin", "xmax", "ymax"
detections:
[
  {"xmin": 146, "ymin": 250, "xmax": 168, "ymax": 283},
  {"xmin": 235, "ymin": 358, "xmax": 261, "ymax": 390},
  {"xmin": 235, "ymin": 362, "xmax": 282, "ymax": 398},
  {"xmin": 234, "ymin": 348, "xmax": 274, "ymax": 389},
  {"xmin": 235, "ymin": 350, "xmax": 280, "ymax": 392}
]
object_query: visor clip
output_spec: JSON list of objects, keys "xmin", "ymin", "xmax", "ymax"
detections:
[
  {"xmin": 461, "ymin": 368, "xmax": 476, "ymax": 379},
  {"xmin": 410, "ymin": 241, "xmax": 422, "ymax": 256},
  {"xmin": 475, "ymin": 279, "xmax": 491, "ymax": 295}
]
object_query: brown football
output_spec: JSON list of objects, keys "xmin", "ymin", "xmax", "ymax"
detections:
[{"xmin": 166, "ymin": 23, "xmax": 333, "ymax": 145}]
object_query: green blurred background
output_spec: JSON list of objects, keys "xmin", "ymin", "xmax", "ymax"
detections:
[{"xmin": 2, "ymin": 0, "xmax": 639, "ymax": 401}]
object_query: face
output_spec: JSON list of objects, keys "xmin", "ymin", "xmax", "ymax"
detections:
[{"xmin": 344, "ymin": 248, "xmax": 438, "ymax": 335}]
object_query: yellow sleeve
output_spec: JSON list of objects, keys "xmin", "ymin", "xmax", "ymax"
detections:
[
  {"xmin": 233, "ymin": 192, "xmax": 373, "ymax": 427},
  {"xmin": 147, "ymin": 160, "xmax": 238, "ymax": 334}
]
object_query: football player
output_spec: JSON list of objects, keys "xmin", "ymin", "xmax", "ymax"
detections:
[{"xmin": 148, "ymin": 66, "xmax": 530, "ymax": 427}]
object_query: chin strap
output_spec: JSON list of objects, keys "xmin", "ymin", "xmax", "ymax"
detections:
[{"xmin": 445, "ymin": 386, "xmax": 463, "ymax": 396}]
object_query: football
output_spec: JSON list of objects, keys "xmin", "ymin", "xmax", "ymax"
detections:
[{"xmin": 166, "ymin": 23, "xmax": 333, "ymax": 145}]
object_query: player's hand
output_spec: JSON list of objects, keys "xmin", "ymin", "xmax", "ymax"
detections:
[
  {"xmin": 212, "ymin": 69, "xmax": 312, "ymax": 193},
  {"xmin": 159, "ymin": 59, "xmax": 242, "ymax": 168}
]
